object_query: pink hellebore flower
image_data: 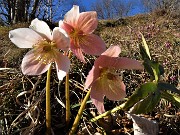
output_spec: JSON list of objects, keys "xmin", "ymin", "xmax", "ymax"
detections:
[
  {"xmin": 9, "ymin": 18, "xmax": 70, "ymax": 80},
  {"xmin": 84, "ymin": 46, "xmax": 144, "ymax": 114},
  {"xmin": 59, "ymin": 5, "xmax": 106, "ymax": 63}
]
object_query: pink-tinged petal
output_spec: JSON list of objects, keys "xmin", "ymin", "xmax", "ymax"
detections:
[
  {"xmin": 91, "ymin": 78, "xmax": 105, "ymax": 102},
  {"xmin": 111, "ymin": 57, "xmax": 144, "ymax": 70},
  {"xmin": 21, "ymin": 50, "xmax": 50, "ymax": 75},
  {"xmin": 55, "ymin": 53, "xmax": 70, "ymax": 80},
  {"xmin": 78, "ymin": 11, "xmax": 98, "ymax": 34},
  {"xmin": 59, "ymin": 21, "xmax": 74, "ymax": 34},
  {"xmin": 84, "ymin": 66, "xmax": 100, "ymax": 90},
  {"xmin": 101, "ymin": 45, "xmax": 121, "ymax": 57},
  {"xmin": 103, "ymin": 78, "xmax": 126, "ymax": 101},
  {"xmin": 91, "ymin": 78, "xmax": 105, "ymax": 113},
  {"xmin": 94, "ymin": 56, "xmax": 113, "ymax": 67},
  {"xmin": 95, "ymin": 56, "xmax": 143, "ymax": 70},
  {"xmin": 52, "ymin": 27, "xmax": 70, "ymax": 51},
  {"xmin": 91, "ymin": 98, "xmax": 105, "ymax": 114},
  {"xmin": 94, "ymin": 46, "xmax": 143, "ymax": 70},
  {"xmin": 9, "ymin": 28, "xmax": 42, "ymax": 48},
  {"xmin": 30, "ymin": 18, "xmax": 52, "ymax": 40},
  {"xmin": 71, "ymin": 46, "xmax": 86, "ymax": 63},
  {"xmin": 64, "ymin": 5, "xmax": 79, "ymax": 27},
  {"xmin": 80, "ymin": 34, "xmax": 106, "ymax": 56}
]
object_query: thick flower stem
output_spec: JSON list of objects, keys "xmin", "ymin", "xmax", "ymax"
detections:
[
  {"xmin": 65, "ymin": 73, "xmax": 70, "ymax": 126},
  {"xmin": 90, "ymin": 102, "xmax": 125, "ymax": 122},
  {"xmin": 65, "ymin": 51, "xmax": 72, "ymax": 127},
  {"xmin": 46, "ymin": 65, "xmax": 52, "ymax": 135},
  {"xmin": 69, "ymin": 89, "xmax": 91, "ymax": 135}
]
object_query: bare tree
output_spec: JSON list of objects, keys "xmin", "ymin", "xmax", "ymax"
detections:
[
  {"xmin": 141, "ymin": 0, "xmax": 180, "ymax": 13},
  {"xmin": 0, "ymin": 0, "xmax": 41, "ymax": 24},
  {"xmin": 111, "ymin": 0, "xmax": 134, "ymax": 18},
  {"xmin": 91, "ymin": 0, "xmax": 133, "ymax": 19},
  {"xmin": 0, "ymin": 0, "xmax": 88, "ymax": 25},
  {"xmin": 0, "ymin": 0, "xmax": 68, "ymax": 25},
  {"xmin": 93, "ymin": 2, "xmax": 105, "ymax": 19},
  {"xmin": 29, "ymin": 0, "xmax": 40, "ymax": 21}
]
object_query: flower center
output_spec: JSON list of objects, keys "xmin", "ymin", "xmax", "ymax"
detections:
[
  {"xmin": 107, "ymin": 72, "xmax": 117, "ymax": 80},
  {"xmin": 70, "ymin": 29, "xmax": 84, "ymax": 47},
  {"xmin": 33, "ymin": 40, "xmax": 58, "ymax": 64},
  {"xmin": 43, "ymin": 45, "xmax": 52, "ymax": 52},
  {"xmin": 100, "ymin": 68, "xmax": 118, "ymax": 81}
]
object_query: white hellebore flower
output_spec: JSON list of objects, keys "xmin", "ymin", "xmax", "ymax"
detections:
[{"xmin": 9, "ymin": 18, "xmax": 70, "ymax": 80}]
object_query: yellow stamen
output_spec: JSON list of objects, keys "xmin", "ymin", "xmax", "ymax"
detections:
[
  {"xmin": 70, "ymin": 29, "xmax": 85, "ymax": 48},
  {"xmin": 33, "ymin": 39, "xmax": 58, "ymax": 64},
  {"xmin": 100, "ymin": 68, "xmax": 119, "ymax": 81}
]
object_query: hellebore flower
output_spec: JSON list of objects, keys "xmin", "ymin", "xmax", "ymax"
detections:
[
  {"xmin": 9, "ymin": 18, "xmax": 70, "ymax": 80},
  {"xmin": 59, "ymin": 5, "xmax": 106, "ymax": 63},
  {"xmin": 84, "ymin": 46, "xmax": 143, "ymax": 113}
]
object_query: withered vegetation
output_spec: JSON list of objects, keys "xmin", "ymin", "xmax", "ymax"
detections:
[{"xmin": 0, "ymin": 11, "xmax": 179, "ymax": 135}]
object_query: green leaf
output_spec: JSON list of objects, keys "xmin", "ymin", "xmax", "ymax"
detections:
[
  {"xmin": 140, "ymin": 33, "xmax": 151, "ymax": 60},
  {"xmin": 151, "ymin": 62, "xmax": 160, "ymax": 82},
  {"xmin": 139, "ymin": 44, "xmax": 150, "ymax": 61},
  {"xmin": 139, "ymin": 33, "xmax": 165, "ymax": 80},
  {"xmin": 143, "ymin": 59, "xmax": 154, "ymax": 76},
  {"xmin": 143, "ymin": 59, "xmax": 162, "ymax": 82},
  {"xmin": 124, "ymin": 82, "xmax": 158, "ymax": 110},
  {"xmin": 161, "ymin": 91, "xmax": 180, "ymax": 108},
  {"xmin": 158, "ymin": 82, "xmax": 180, "ymax": 94},
  {"xmin": 130, "ymin": 91, "xmax": 161, "ymax": 114}
]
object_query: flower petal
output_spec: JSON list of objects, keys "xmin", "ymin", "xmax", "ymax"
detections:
[
  {"xmin": 52, "ymin": 27, "xmax": 70, "ymax": 51},
  {"xmin": 71, "ymin": 46, "xmax": 86, "ymax": 63},
  {"xmin": 59, "ymin": 21, "xmax": 74, "ymax": 34},
  {"xmin": 30, "ymin": 18, "xmax": 52, "ymax": 40},
  {"xmin": 101, "ymin": 45, "xmax": 121, "ymax": 57},
  {"xmin": 94, "ymin": 56, "xmax": 112, "ymax": 67},
  {"xmin": 112, "ymin": 57, "xmax": 144, "ymax": 70},
  {"xmin": 80, "ymin": 34, "xmax": 106, "ymax": 56},
  {"xmin": 55, "ymin": 53, "xmax": 70, "ymax": 80},
  {"xmin": 21, "ymin": 50, "xmax": 50, "ymax": 75},
  {"xmin": 78, "ymin": 11, "xmax": 98, "ymax": 34},
  {"xmin": 91, "ymin": 78, "xmax": 105, "ymax": 102},
  {"xmin": 103, "ymin": 77, "xmax": 126, "ymax": 101},
  {"xmin": 95, "ymin": 56, "xmax": 143, "ymax": 70},
  {"xmin": 91, "ymin": 78, "xmax": 105, "ymax": 114},
  {"xmin": 64, "ymin": 5, "xmax": 79, "ymax": 27},
  {"xmin": 91, "ymin": 98, "xmax": 105, "ymax": 114},
  {"xmin": 9, "ymin": 28, "xmax": 42, "ymax": 48},
  {"xmin": 84, "ymin": 66, "xmax": 100, "ymax": 90}
]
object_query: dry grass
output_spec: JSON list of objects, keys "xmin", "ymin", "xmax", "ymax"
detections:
[{"xmin": 0, "ymin": 12, "xmax": 179, "ymax": 135}]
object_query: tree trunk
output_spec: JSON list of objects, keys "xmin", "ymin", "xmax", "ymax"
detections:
[{"xmin": 30, "ymin": 0, "xmax": 40, "ymax": 21}]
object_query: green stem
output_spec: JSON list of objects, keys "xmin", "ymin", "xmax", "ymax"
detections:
[
  {"xmin": 69, "ymin": 89, "xmax": 91, "ymax": 135},
  {"xmin": 65, "ymin": 51, "xmax": 72, "ymax": 127},
  {"xmin": 90, "ymin": 102, "xmax": 125, "ymax": 122},
  {"xmin": 46, "ymin": 65, "xmax": 52, "ymax": 135},
  {"xmin": 65, "ymin": 73, "xmax": 70, "ymax": 126}
]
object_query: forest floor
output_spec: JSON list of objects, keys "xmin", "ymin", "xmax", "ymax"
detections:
[{"xmin": 0, "ymin": 10, "xmax": 180, "ymax": 135}]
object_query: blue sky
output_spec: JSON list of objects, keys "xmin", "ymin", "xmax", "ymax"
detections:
[
  {"xmin": 0, "ymin": 0, "xmax": 147, "ymax": 24},
  {"xmin": 127, "ymin": 0, "xmax": 146, "ymax": 16},
  {"xmin": 52, "ymin": 0, "xmax": 147, "ymax": 21},
  {"xmin": 80, "ymin": 0, "xmax": 146, "ymax": 16}
]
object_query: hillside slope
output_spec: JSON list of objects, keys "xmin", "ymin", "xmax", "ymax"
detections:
[{"xmin": 0, "ymin": 11, "xmax": 179, "ymax": 134}]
